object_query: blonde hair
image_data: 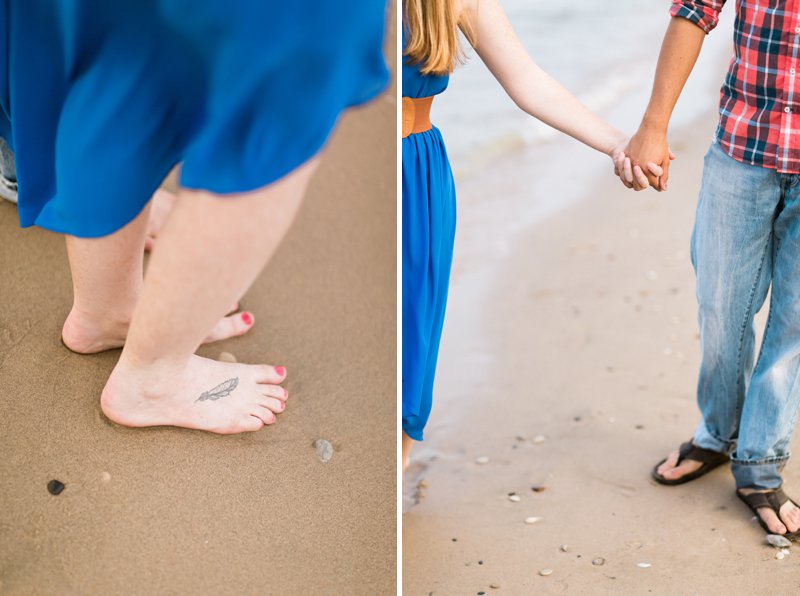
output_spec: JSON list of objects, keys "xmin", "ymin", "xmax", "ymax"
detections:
[{"xmin": 403, "ymin": 0, "xmax": 476, "ymax": 76}]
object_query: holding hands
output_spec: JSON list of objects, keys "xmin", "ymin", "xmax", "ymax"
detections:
[{"xmin": 612, "ymin": 124, "xmax": 675, "ymax": 192}]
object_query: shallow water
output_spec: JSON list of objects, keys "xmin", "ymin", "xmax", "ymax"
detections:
[{"xmin": 434, "ymin": 0, "xmax": 734, "ymax": 179}]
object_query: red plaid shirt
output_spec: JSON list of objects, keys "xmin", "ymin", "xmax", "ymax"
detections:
[{"xmin": 671, "ymin": 0, "xmax": 800, "ymax": 173}]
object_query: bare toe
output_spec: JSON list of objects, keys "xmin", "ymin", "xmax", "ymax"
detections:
[
  {"xmin": 240, "ymin": 416, "xmax": 265, "ymax": 433},
  {"xmin": 258, "ymin": 384, "xmax": 288, "ymax": 401},
  {"xmin": 259, "ymin": 397, "xmax": 285, "ymax": 414},
  {"xmin": 203, "ymin": 311, "xmax": 255, "ymax": 344},
  {"xmin": 663, "ymin": 459, "xmax": 702, "ymax": 480},
  {"xmin": 657, "ymin": 449, "xmax": 681, "ymax": 477},
  {"xmin": 758, "ymin": 507, "xmax": 788, "ymax": 535},
  {"xmin": 780, "ymin": 502, "xmax": 800, "ymax": 533},
  {"xmin": 254, "ymin": 365, "xmax": 287, "ymax": 384},
  {"xmin": 252, "ymin": 408, "xmax": 277, "ymax": 425}
]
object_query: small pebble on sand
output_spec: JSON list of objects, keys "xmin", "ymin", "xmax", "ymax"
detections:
[
  {"xmin": 532, "ymin": 435, "xmax": 546, "ymax": 444},
  {"xmin": 218, "ymin": 351, "xmax": 237, "ymax": 363},
  {"xmin": 418, "ymin": 479, "xmax": 429, "ymax": 489},
  {"xmin": 476, "ymin": 456, "xmax": 490, "ymax": 465},
  {"xmin": 47, "ymin": 480, "xmax": 65, "ymax": 495},
  {"xmin": 509, "ymin": 494, "xmax": 521, "ymax": 502},
  {"xmin": 313, "ymin": 439, "xmax": 334, "ymax": 463},
  {"xmin": 560, "ymin": 544, "xmax": 569, "ymax": 552},
  {"xmin": 776, "ymin": 551, "xmax": 785, "ymax": 560},
  {"xmin": 515, "ymin": 435, "xmax": 526, "ymax": 442},
  {"xmin": 539, "ymin": 568, "xmax": 553, "ymax": 577},
  {"xmin": 531, "ymin": 485, "xmax": 546, "ymax": 493},
  {"xmin": 101, "ymin": 471, "xmax": 111, "ymax": 482},
  {"xmin": 592, "ymin": 558, "xmax": 605, "ymax": 566},
  {"xmin": 525, "ymin": 516, "xmax": 543, "ymax": 525},
  {"xmin": 489, "ymin": 584, "xmax": 500, "ymax": 589},
  {"xmin": 767, "ymin": 534, "xmax": 792, "ymax": 548},
  {"xmin": 637, "ymin": 563, "xmax": 652, "ymax": 568}
]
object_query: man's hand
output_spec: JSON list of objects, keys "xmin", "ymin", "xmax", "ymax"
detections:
[{"xmin": 621, "ymin": 123, "xmax": 676, "ymax": 191}]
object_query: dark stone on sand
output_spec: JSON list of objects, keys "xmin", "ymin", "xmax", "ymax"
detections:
[
  {"xmin": 531, "ymin": 485, "xmax": 546, "ymax": 493},
  {"xmin": 47, "ymin": 480, "xmax": 65, "ymax": 495},
  {"xmin": 452, "ymin": 538, "xmax": 458, "ymax": 542},
  {"xmin": 478, "ymin": 560, "xmax": 484, "ymax": 565}
]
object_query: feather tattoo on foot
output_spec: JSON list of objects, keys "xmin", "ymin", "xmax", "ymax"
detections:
[{"xmin": 196, "ymin": 377, "xmax": 239, "ymax": 402}]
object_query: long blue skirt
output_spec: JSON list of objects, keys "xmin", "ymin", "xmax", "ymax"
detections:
[
  {"xmin": 0, "ymin": 0, "xmax": 388, "ymax": 237},
  {"xmin": 402, "ymin": 125, "xmax": 456, "ymax": 441}
]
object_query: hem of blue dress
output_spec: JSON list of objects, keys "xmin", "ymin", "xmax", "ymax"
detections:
[
  {"xmin": 23, "ymin": 157, "xmax": 181, "ymax": 239},
  {"xmin": 403, "ymin": 423, "xmax": 424, "ymax": 442},
  {"xmin": 179, "ymin": 83, "xmax": 389, "ymax": 197},
  {"xmin": 19, "ymin": 80, "xmax": 389, "ymax": 238}
]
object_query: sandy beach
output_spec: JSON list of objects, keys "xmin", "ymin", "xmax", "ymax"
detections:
[
  {"xmin": 402, "ymin": 109, "xmax": 800, "ymax": 595},
  {"xmin": 0, "ymin": 25, "xmax": 396, "ymax": 595}
]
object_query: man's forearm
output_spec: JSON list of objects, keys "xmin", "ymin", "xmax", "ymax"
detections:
[{"xmin": 641, "ymin": 17, "xmax": 707, "ymax": 132}]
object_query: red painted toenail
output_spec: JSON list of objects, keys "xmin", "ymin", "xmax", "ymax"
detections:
[
  {"xmin": 241, "ymin": 312, "xmax": 253, "ymax": 325},
  {"xmin": 275, "ymin": 366, "xmax": 286, "ymax": 376}
]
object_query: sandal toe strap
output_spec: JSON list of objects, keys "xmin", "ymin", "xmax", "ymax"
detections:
[
  {"xmin": 676, "ymin": 441, "xmax": 728, "ymax": 466},
  {"xmin": 739, "ymin": 488, "xmax": 794, "ymax": 513}
]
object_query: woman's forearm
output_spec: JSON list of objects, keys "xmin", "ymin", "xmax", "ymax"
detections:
[{"xmin": 467, "ymin": 0, "xmax": 625, "ymax": 156}]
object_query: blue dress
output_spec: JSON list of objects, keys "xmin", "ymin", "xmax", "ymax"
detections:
[
  {"xmin": 402, "ymin": 49, "xmax": 456, "ymax": 441},
  {"xmin": 0, "ymin": 1, "xmax": 388, "ymax": 237}
]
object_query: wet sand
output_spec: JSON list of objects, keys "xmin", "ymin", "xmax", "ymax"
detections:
[
  {"xmin": 0, "ymin": 29, "xmax": 396, "ymax": 596},
  {"xmin": 403, "ymin": 112, "xmax": 800, "ymax": 594}
]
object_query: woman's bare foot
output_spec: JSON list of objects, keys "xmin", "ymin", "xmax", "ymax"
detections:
[
  {"xmin": 402, "ymin": 432, "xmax": 413, "ymax": 472},
  {"xmin": 62, "ymin": 303, "xmax": 253, "ymax": 355},
  {"xmin": 144, "ymin": 188, "xmax": 177, "ymax": 252},
  {"xmin": 101, "ymin": 354, "xmax": 288, "ymax": 433},
  {"xmin": 738, "ymin": 488, "xmax": 800, "ymax": 535},
  {"xmin": 655, "ymin": 447, "xmax": 704, "ymax": 481}
]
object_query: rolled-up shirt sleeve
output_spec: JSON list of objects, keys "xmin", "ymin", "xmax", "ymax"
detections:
[{"xmin": 670, "ymin": 0, "xmax": 726, "ymax": 33}]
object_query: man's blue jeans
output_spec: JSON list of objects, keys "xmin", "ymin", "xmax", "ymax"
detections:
[{"xmin": 692, "ymin": 141, "xmax": 800, "ymax": 489}]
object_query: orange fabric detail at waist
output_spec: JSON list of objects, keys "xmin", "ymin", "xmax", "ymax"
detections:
[{"xmin": 401, "ymin": 96, "xmax": 434, "ymax": 138}]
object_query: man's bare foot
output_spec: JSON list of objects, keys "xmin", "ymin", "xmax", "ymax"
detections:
[
  {"xmin": 101, "ymin": 354, "xmax": 287, "ymax": 433},
  {"xmin": 62, "ymin": 303, "xmax": 253, "ymax": 355},
  {"xmin": 738, "ymin": 488, "xmax": 800, "ymax": 535},
  {"xmin": 144, "ymin": 188, "xmax": 176, "ymax": 252},
  {"xmin": 656, "ymin": 447, "xmax": 704, "ymax": 481}
]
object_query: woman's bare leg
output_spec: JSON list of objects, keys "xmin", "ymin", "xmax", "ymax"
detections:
[
  {"xmin": 402, "ymin": 432, "xmax": 413, "ymax": 472},
  {"xmin": 62, "ymin": 200, "xmax": 254, "ymax": 355},
  {"xmin": 144, "ymin": 188, "xmax": 177, "ymax": 252},
  {"xmin": 62, "ymin": 204, "xmax": 151, "ymax": 353},
  {"xmin": 100, "ymin": 160, "xmax": 316, "ymax": 433}
]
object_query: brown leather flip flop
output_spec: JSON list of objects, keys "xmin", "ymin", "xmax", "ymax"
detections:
[
  {"xmin": 651, "ymin": 441, "xmax": 729, "ymax": 485},
  {"xmin": 737, "ymin": 487, "xmax": 800, "ymax": 541}
]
